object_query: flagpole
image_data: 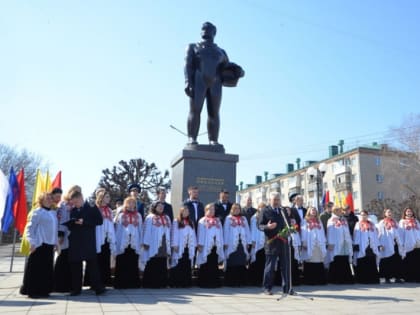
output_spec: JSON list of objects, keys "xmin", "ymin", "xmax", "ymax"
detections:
[{"xmin": 9, "ymin": 228, "xmax": 17, "ymax": 272}]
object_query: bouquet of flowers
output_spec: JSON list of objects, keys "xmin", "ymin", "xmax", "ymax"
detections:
[{"xmin": 268, "ymin": 225, "xmax": 298, "ymax": 244}]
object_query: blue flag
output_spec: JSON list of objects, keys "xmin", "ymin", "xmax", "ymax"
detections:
[{"xmin": 1, "ymin": 168, "xmax": 18, "ymax": 233}]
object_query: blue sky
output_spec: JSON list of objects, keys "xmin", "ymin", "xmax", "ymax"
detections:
[{"xmin": 1, "ymin": 0, "xmax": 419, "ymax": 197}]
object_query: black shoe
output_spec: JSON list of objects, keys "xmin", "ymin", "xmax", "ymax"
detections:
[
  {"xmin": 69, "ymin": 291, "xmax": 81, "ymax": 296},
  {"xmin": 385, "ymin": 279, "xmax": 391, "ymax": 284},
  {"xmin": 263, "ymin": 289, "xmax": 273, "ymax": 295},
  {"xmin": 395, "ymin": 278, "xmax": 404, "ymax": 283},
  {"xmin": 95, "ymin": 288, "xmax": 106, "ymax": 295}
]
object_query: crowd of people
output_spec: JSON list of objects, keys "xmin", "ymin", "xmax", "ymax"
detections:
[{"xmin": 19, "ymin": 184, "xmax": 420, "ymax": 299}]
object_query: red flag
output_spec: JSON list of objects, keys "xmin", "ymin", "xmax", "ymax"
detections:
[
  {"xmin": 346, "ymin": 192, "xmax": 354, "ymax": 213},
  {"xmin": 13, "ymin": 169, "xmax": 28, "ymax": 236},
  {"xmin": 325, "ymin": 191, "xmax": 330, "ymax": 204},
  {"xmin": 51, "ymin": 171, "xmax": 62, "ymax": 189}
]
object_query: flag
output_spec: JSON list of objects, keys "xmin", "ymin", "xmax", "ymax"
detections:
[
  {"xmin": 44, "ymin": 171, "xmax": 52, "ymax": 192},
  {"xmin": 334, "ymin": 193, "xmax": 341, "ymax": 208},
  {"xmin": 13, "ymin": 169, "xmax": 28, "ymax": 236},
  {"xmin": 51, "ymin": 171, "xmax": 62, "ymax": 189},
  {"xmin": 346, "ymin": 192, "xmax": 355, "ymax": 213},
  {"xmin": 321, "ymin": 190, "xmax": 330, "ymax": 209},
  {"xmin": 0, "ymin": 169, "xmax": 10, "ymax": 225},
  {"xmin": 30, "ymin": 169, "xmax": 45, "ymax": 209},
  {"xmin": 1, "ymin": 168, "xmax": 18, "ymax": 233},
  {"xmin": 21, "ymin": 169, "xmax": 46, "ymax": 256},
  {"xmin": 341, "ymin": 192, "xmax": 348, "ymax": 208}
]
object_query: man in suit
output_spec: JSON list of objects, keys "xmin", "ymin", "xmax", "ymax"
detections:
[
  {"xmin": 183, "ymin": 186, "xmax": 204, "ymax": 230},
  {"xmin": 128, "ymin": 183, "xmax": 145, "ymax": 219},
  {"xmin": 156, "ymin": 188, "xmax": 173, "ymax": 222},
  {"xmin": 258, "ymin": 192, "xmax": 291, "ymax": 295},
  {"xmin": 214, "ymin": 189, "xmax": 232, "ymax": 225},
  {"xmin": 67, "ymin": 191, "xmax": 105, "ymax": 296},
  {"xmin": 242, "ymin": 195, "xmax": 257, "ymax": 225},
  {"xmin": 291, "ymin": 195, "xmax": 307, "ymax": 224}
]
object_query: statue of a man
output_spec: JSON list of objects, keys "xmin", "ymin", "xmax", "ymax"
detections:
[{"xmin": 184, "ymin": 22, "xmax": 244, "ymax": 146}]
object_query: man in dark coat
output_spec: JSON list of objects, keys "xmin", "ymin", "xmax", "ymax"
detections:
[
  {"xmin": 214, "ymin": 189, "xmax": 232, "ymax": 225},
  {"xmin": 128, "ymin": 183, "xmax": 145, "ymax": 219},
  {"xmin": 156, "ymin": 188, "xmax": 174, "ymax": 222},
  {"xmin": 67, "ymin": 191, "xmax": 105, "ymax": 296},
  {"xmin": 258, "ymin": 192, "xmax": 291, "ymax": 295},
  {"xmin": 242, "ymin": 195, "xmax": 257, "ymax": 225},
  {"xmin": 342, "ymin": 205, "xmax": 359, "ymax": 237},
  {"xmin": 183, "ymin": 186, "xmax": 204, "ymax": 230}
]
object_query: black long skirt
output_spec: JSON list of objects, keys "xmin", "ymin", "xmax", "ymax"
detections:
[
  {"xmin": 84, "ymin": 241, "xmax": 112, "ymax": 287},
  {"xmin": 113, "ymin": 247, "xmax": 141, "ymax": 289},
  {"xmin": 379, "ymin": 244, "xmax": 403, "ymax": 281},
  {"xmin": 143, "ymin": 256, "xmax": 168, "ymax": 288},
  {"xmin": 198, "ymin": 247, "xmax": 221, "ymax": 288},
  {"xmin": 169, "ymin": 247, "xmax": 192, "ymax": 287},
  {"xmin": 402, "ymin": 248, "xmax": 420, "ymax": 282},
  {"xmin": 355, "ymin": 253, "xmax": 379, "ymax": 284},
  {"xmin": 20, "ymin": 244, "xmax": 54, "ymax": 298},
  {"xmin": 303, "ymin": 262, "xmax": 327, "ymax": 285},
  {"xmin": 53, "ymin": 248, "xmax": 72, "ymax": 292},
  {"xmin": 225, "ymin": 243, "xmax": 248, "ymax": 287},
  {"xmin": 248, "ymin": 248, "xmax": 265, "ymax": 286},
  {"xmin": 328, "ymin": 255, "xmax": 354, "ymax": 284}
]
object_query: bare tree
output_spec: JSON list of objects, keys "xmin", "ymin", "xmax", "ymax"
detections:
[
  {"xmin": 371, "ymin": 113, "xmax": 420, "ymax": 217},
  {"xmin": 0, "ymin": 143, "xmax": 48, "ymax": 202},
  {"xmin": 96, "ymin": 158, "xmax": 171, "ymax": 207}
]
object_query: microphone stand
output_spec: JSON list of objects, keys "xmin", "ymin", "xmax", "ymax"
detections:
[{"xmin": 277, "ymin": 208, "xmax": 313, "ymax": 301}]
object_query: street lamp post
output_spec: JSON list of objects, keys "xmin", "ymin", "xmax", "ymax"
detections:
[{"xmin": 307, "ymin": 163, "xmax": 327, "ymax": 211}]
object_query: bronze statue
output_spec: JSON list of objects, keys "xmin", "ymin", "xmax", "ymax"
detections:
[{"xmin": 184, "ymin": 22, "xmax": 244, "ymax": 146}]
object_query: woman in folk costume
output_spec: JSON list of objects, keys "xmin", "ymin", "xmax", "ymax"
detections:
[
  {"xmin": 223, "ymin": 203, "xmax": 251, "ymax": 286},
  {"xmin": 53, "ymin": 185, "xmax": 81, "ymax": 293},
  {"xmin": 95, "ymin": 189, "xmax": 117, "ymax": 286},
  {"xmin": 20, "ymin": 193, "xmax": 58, "ymax": 298},
  {"xmin": 141, "ymin": 201, "xmax": 171, "ymax": 288},
  {"xmin": 113, "ymin": 197, "xmax": 143, "ymax": 288},
  {"xmin": 196, "ymin": 203, "xmax": 225, "ymax": 288},
  {"xmin": 326, "ymin": 206, "xmax": 354, "ymax": 284},
  {"xmin": 399, "ymin": 207, "xmax": 420, "ymax": 282},
  {"xmin": 300, "ymin": 207, "xmax": 327, "ymax": 285},
  {"xmin": 169, "ymin": 206, "xmax": 197, "ymax": 287},
  {"xmin": 352, "ymin": 210, "xmax": 380, "ymax": 284},
  {"xmin": 248, "ymin": 202, "xmax": 266, "ymax": 286},
  {"xmin": 85, "ymin": 189, "xmax": 116, "ymax": 287},
  {"xmin": 377, "ymin": 208, "xmax": 405, "ymax": 283}
]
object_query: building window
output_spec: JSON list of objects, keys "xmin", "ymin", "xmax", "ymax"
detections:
[
  {"xmin": 301, "ymin": 189, "xmax": 304, "ymax": 196},
  {"xmin": 375, "ymin": 156, "xmax": 381, "ymax": 166},
  {"xmin": 352, "ymin": 174, "xmax": 357, "ymax": 182},
  {"xmin": 376, "ymin": 174, "xmax": 384, "ymax": 183},
  {"xmin": 377, "ymin": 192, "xmax": 384, "ymax": 200},
  {"xmin": 353, "ymin": 191, "xmax": 358, "ymax": 200}
]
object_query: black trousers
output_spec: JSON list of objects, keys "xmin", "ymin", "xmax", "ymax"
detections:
[
  {"xmin": 70, "ymin": 258, "xmax": 102, "ymax": 293},
  {"xmin": 263, "ymin": 242, "xmax": 290, "ymax": 293}
]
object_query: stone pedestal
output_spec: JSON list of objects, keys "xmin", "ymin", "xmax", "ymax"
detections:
[{"xmin": 171, "ymin": 146, "xmax": 239, "ymax": 215}]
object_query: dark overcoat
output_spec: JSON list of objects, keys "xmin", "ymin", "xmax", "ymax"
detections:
[{"xmin": 67, "ymin": 202, "xmax": 103, "ymax": 262}]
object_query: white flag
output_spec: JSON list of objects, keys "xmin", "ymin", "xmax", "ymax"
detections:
[{"xmin": 0, "ymin": 169, "xmax": 10, "ymax": 223}]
